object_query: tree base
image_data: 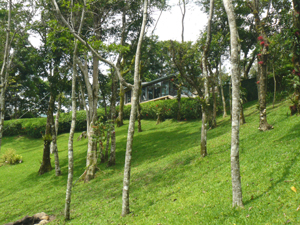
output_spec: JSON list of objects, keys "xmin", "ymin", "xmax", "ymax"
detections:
[
  {"xmin": 38, "ymin": 163, "xmax": 52, "ymax": 175},
  {"xmin": 107, "ymin": 159, "xmax": 115, "ymax": 167},
  {"xmin": 84, "ymin": 164, "xmax": 98, "ymax": 182},
  {"xmin": 258, "ymin": 123, "xmax": 273, "ymax": 131}
]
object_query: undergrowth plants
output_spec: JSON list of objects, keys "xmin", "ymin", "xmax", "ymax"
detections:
[{"xmin": 0, "ymin": 148, "xmax": 23, "ymax": 166}]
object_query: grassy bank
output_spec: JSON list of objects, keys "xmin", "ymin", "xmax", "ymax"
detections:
[{"xmin": 0, "ymin": 100, "xmax": 299, "ymax": 224}]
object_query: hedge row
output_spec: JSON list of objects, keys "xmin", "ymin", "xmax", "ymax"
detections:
[
  {"xmin": 3, "ymin": 98, "xmax": 202, "ymax": 138},
  {"xmin": 120, "ymin": 98, "xmax": 202, "ymax": 120},
  {"xmin": 3, "ymin": 109, "xmax": 106, "ymax": 138}
]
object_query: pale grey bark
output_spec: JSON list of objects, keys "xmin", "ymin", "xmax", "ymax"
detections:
[
  {"xmin": 200, "ymin": 0, "xmax": 214, "ymax": 157},
  {"xmin": 84, "ymin": 53, "xmax": 100, "ymax": 182},
  {"xmin": 64, "ymin": 45, "xmax": 78, "ymax": 220},
  {"xmin": 273, "ymin": 65, "xmax": 276, "ymax": 108},
  {"xmin": 108, "ymin": 71, "xmax": 117, "ymax": 167},
  {"xmin": 212, "ymin": 82, "xmax": 217, "ymax": 128},
  {"xmin": 65, "ymin": 2, "xmax": 85, "ymax": 218},
  {"xmin": 76, "ymin": 49, "xmax": 100, "ymax": 182},
  {"xmin": 223, "ymin": 0, "xmax": 243, "ymax": 208},
  {"xmin": 56, "ymin": 0, "xmax": 98, "ymax": 182},
  {"xmin": 51, "ymin": 94, "xmax": 61, "ymax": 154},
  {"xmin": 0, "ymin": 0, "xmax": 12, "ymax": 153},
  {"xmin": 179, "ymin": 0, "xmax": 186, "ymax": 43},
  {"xmin": 121, "ymin": 0, "xmax": 148, "ymax": 217},
  {"xmin": 117, "ymin": 4, "xmax": 128, "ymax": 127},
  {"xmin": 51, "ymin": 120, "xmax": 61, "ymax": 176},
  {"xmin": 105, "ymin": 130, "xmax": 110, "ymax": 161},
  {"xmin": 137, "ymin": 81, "xmax": 142, "ymax": 132},
  {"xmin": 219, "ymin": 58, "xmax": 227, "ymax": 118}
]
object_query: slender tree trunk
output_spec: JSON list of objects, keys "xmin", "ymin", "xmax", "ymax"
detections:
[
  {"xmin": 122, "ymin": 0, "xmax": 147, "ymax": 216},
  {"xmin": 105, "ymin": 130, "xmax": 110, "ymax": 161},
  {"xmin": 212, "ymin": 83, "xmax": 217, "ymax": 128},
  {"xmin": 117, "ymin": 5, "xmax": 128, "ymax": 127},
  {"xmin": 273, "ymin": 65, "xmax": 276, "ymax": 108},
  {"xmin": 258, "ymin": 55, "xmax": 273, "ymax": 130},
  {"xmin": 248, "ymin": 1, "xmax": 273, "ymax": 131},
  {"xmin": 39, "ymin": 94, "xmax": 55, "ymax": 175},
  {"xmin": 180, "ymin": 0, "xmax": 186, "ymax": 43},
  {"xmin": 223, "ymin": 0, "xmax": 243, "ymax": 208},
  {"xmin": 51, "ymin": 117, "xmax": 61, "ymax": 176},
  {"xmin": 240, "ymin": 100, "xmax": 246, "ymax": 124},
  {"xmin": 118, "ymin": 83, "xmax": 125, "ymax": 127},
  {"xmin": 0, "ymin": 91, "xmax": 5, "ymax": 153},
  {"xmin": 99, "ymin": 132, "xmax": 105, "ymax": 163},
  {"xmin": 84, "ymin": 54, "xmax": 99, "ymax": 182},
  {"xmin": 108, "ymin": 72, "xmax": 117, "ymax": 167},
  {"xmin": 137, "ymin": 80, "xmax": 142, "ymax": 132},
  {"xmin": 0, "ymin": 0, "xmax": 12, "ymax": 153},
  {"xmin": 200, "ymin": 0, "xmax": 214, "ymax": 157},
  {"xmin": 51, "ymin": 94, "xmax": 61, "ymax": 154},
  {"xmin": 219, "ymin": 60, "xmax": 227, "ymax": 118},
  {"xmin": 177, "ymin": 88, "xmax": 181, "ymax": 121},
  {"xmin": 65, "ymin": 33, "xmax": 80, "ymax": 219},
  {"xmin": 176, "ymin": 0, "xmax": 186, "ymax": 122}
]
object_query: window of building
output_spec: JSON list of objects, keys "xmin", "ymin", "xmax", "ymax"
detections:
[
  {"xmin": 148, "ymin": 87, "xmax": 153, "ymax": 100},
  {"xmin": 142, "ymin": 87, "xmax": 147, "ymax": 102},
  {"xmin": 126, "ymin": 91, "xmax": 131, "ymax": 103},
  {"xmin": 161, "ymin": 80, "xmax": 169, "ymax": 96}
]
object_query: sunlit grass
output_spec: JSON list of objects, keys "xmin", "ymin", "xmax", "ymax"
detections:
[{"xmin": 0, "ymin": 100, "xmax": 299, "ymax": 224}]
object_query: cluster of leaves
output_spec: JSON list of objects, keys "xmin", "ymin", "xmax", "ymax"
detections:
[
  {"xmin": 91, "ymin": 117, "xmax": 113, "ymax": 144},
  {"xmin": 120, "ymin": 98, "xmax": 202, "ymax": 121},
  {"xmin": 0, "ymin": 149, "xmax": 22, "ymax": 166}
]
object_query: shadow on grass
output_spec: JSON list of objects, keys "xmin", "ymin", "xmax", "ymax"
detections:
[{"xmin": 243, "ymin": 123, "xmax": 300, "ymax": 206}]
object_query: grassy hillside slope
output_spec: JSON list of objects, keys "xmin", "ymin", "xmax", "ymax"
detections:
[{"xmin": 0, "ymin": 100, "xmax": 299, "ymax": 224}]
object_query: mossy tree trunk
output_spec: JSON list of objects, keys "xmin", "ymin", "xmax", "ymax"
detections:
[
  {"xmin": 201, "ymin": 0, "xmax": 214, "ymax": 157},
  {"xmin": 292, "ymin": 0, "xmax": 300, "ymax": 112},
  {"xmin": 51, "ymin": 115, "xmax": 61, "ymax": 176},
  {"xmin": 240, "ymin": 100, "xmax": 246, "ymax": 125},
  {"xmin": 39, "ymin": 94, "xmax": 55, "ymax": 175},
  {"xmin": 51, "ymin": 94, "xmax": 61, "ymax": 154},
  {"xmin": 248, "ymin": 0, "xmax": 273, "ymax": 131},
  {"xmin": 84, "ymin": 53, "xmax": 100, "ymax": 182}
]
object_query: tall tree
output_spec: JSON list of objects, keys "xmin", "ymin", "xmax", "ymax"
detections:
[
  {"xmin": 0, "ymin": 0, "xmax": 35, "ymax": 151},
  {"xmin": 121, "ymin": 0, "xmax": 148, "ymax": 217},
  {"xmin": 292, "ymin": 0, "xmax": 300, "ymax": 113},
  {"xmin": 247, "ymin": 0, "xmax": 273, "ymax": 131},
  {"xmin": 223, "ymin": 0, "xmax": 243, "ymax": 207},
  {"xmin": 201, "ymin": 0, "xmax": 214, "ymax": 157},
  {"xmin": 0, "ymin": 0, "xmax": 12, "ymax": 153},
  {"xmin": 65, "ymin": 0, "xmax": 84, "ymax": 217}
]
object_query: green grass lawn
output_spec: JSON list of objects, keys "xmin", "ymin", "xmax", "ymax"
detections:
[{"xmin": 0, "ymin": 100, "xmax": 300, "ymax": 224}]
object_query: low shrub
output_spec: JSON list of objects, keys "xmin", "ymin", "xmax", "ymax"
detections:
[{"xmin": 0, "ymin": 149, "xmax": 23, "ymax": 165}]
